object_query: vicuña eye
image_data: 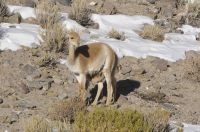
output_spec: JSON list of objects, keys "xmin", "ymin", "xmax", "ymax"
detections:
[{"xmin": 71, "ymin": 37, "xmax": 74, "ymax": 39}]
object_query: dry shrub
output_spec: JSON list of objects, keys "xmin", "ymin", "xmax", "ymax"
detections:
[
  {"xmin": 0, "ymin": 0, "xmax": 10, "ymax": 20},
  {"xmin": 74, "ymin": 107, "xmax": 152, "ymax": 132},
  {"xmin": 35, "ymin": 1, "xmax": 60, "ymax": 28},
  {"xmin": 140, "ymin": 25, "xmax": 165, "ymax": 42},
  {"xmin": 36, "ymin": 53, "xmax": 57, "ymax": 67},
  {"xmin": 69, "ymin": 0, "xmax": 92, "ymax": 26},
  {"xmin": 187, "ymin": 2, "xmax": 200, "ymax": 27},
  {"xmin": 41, "ymin": 22, "xmax": 68, "ymax": 52},
  {"xmin": 183, "ymin": 51, "xmax": 200, "ymax": 81},
  {"xmin": 49, "ymin": 97, "xmax": 86, "ymax": 123},
  {"xmin": 23, "ymin": 115, "xmax": 51, "ymax": 132},
  {"xmin": 147, "ymin": 109, "xmax": 170, "ymax": 132},
  {"xmin": 108, "ymin": 28, "xmax": 126, "ymax": 41},
  {"xmin": 36, "ymin": 1, "xmax": 67, "ymax": 52}
]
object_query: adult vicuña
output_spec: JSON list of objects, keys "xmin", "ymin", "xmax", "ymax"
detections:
[{"xmin": 66, "ymin": 31, "xmax": 118, "ymax": 105}]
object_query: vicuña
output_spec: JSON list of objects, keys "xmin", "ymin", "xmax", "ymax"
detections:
[{"xmin": 66, "ymin": 31, "xmax": 118, "ymax": 105}]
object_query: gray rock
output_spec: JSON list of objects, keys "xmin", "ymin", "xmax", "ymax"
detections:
[
  {"xmin": 58, "ymin": 93, "xmax": 68, "ymax": 100},
  {"xmin": 146, "ymin": 0, "xmax": 156, "ymax": 4},
  {"xmin": 0, "ymin": 98, "xmax": 3, "ymax": 104},
  {"xmin": 120, "ymin": 66, "xmax": 132, "ymax": 75},
  {"xmin": 26, "ymin": 70, "xmax": 41, "ymax": 81},
  {"xmin": 22, "ymin": 64, "xmax": 37, "ymax": 75},
  {"xmin": 9, "ymin": 112, "xmax": 19, "ymax": 124},
  {"xmin": 27, "ymin": 78, "xmax": 54, "ymax": 90},
  {"xmin": 19, "ymin": 82, "xmax": 30, "ymax": 94}
]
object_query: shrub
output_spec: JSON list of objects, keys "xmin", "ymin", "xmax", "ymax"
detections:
[
  {"xmin": 147, "ymin": 109, "xmax": 170, "ymax": 132},
  {"xmin": 41, "ymin": 22, "xmax": 68, "ymax": 52},
  {"xmin": 36, "ymin": 1, "xmax": 67, "ymax": 52},
  {"xmin": 69, "ymin": 0, "xmax": 92, "ymax": 26},
  {"xmin": 74, "ymin": 107, "xmax": 152, "ymax": 132},
  {"xmin": 0, "ymin": 0, "xmax": 10, "ymax": 20},
  {"xmin": 35, "ymin": 1, "xmax": 60, "ymax": 28},
  {"xmin": 107, "ymin": 28, "xmax": 126, "ymax": 41},
  {"xmin": 140, "ymin": 25, "xmax": 165, "ymax": 42},
  {"xmin": 49, "ymin": 97, "xmax": 86, "ymax": 123},
  {"xmin": 23, "ymin": 115, "xmax": 51, "ymax": 132},
  {"xmin": 36, "ymin": 53, "xmax": 57, "ymax": 67}
]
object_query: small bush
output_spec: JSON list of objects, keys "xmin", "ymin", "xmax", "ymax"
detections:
[
  {"xmin": 140, "ymin": 25, "xmax": 165, "ymax": 42},
  {"xmin": 35, "ymin": 1, "xmax": 60, "ymax": 28},
  {"xmin": 108, "ymin": 28, "xmax": 126, "ymax": 41},
  {"xmin": 0, "ymin": 0, "xmax": 10, "ymax": 20},
  {"xmin": 36, "ymin": 53, "xmax": 56, "ymax": 67},
  {"xmin": 41, "ymin": 22, "xmax": 68, "ymax": 52},
  {"xmin": 49, "ymin": 97, "xmax": 86, "ymax": 123},
  {"xmin": 69, "ymin": 0, "xmax": 92, "ymax": 26},
  {"xmin": 23, "ymin": 115, "xmax": 51, "ymax": 132},
  {"xmin": 74, "ymin": 107, "xmax": 152, "ymax": 132},
  {"xmin": 147, "ymin": 109, "xmax": 170, "ymax": 132}
]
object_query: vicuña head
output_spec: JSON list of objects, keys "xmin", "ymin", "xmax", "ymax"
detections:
[{"xmin": 66, "ymin": 31, "xmax": 118, "ymax": 105}]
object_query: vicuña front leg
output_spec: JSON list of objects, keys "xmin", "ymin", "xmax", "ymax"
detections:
[
  {"xmin": 91, "ymin": 82, "xmax": 103, "ymax": 106},
  {"xmin": 76, "ymin": 74, "xmax": 87, "ymax": 101}
]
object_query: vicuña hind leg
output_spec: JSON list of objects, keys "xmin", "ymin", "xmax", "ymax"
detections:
[
  {"xmin": 104, "ymin": 70, "xmax": 113, "ymax": 105},
  {"xmin": 76, "ymin": 74, "xmax": 87, "ymax": 101},
  {"xmin": 91, "ymin": 82, "xmax": 103, "ymax": 106}
]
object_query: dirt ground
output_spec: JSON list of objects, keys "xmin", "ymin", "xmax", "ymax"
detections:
[{"xmin": 0, "ymin": 47, "xmax": 200, "ymax": 131}]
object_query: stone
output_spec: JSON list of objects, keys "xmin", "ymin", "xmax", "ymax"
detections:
[
  {"xmin": 58, "ymin": 93, "xmax": 68, "ymax": 100},
  {"xmin": 4, "ymin": 13, "xmax": 22, "ymax": 24},
  {"xmin": 26, "ymin": 70, "xmax": 41, "ymax": 81},
  {"xmin": 9, "ymin": 112, "xmax": 19, "ymax": 124},
  {"xmin": 27, "ymin": 78, "xmax": 54, "ymax": 90},
  {"xmin": 19, "ymin": 82, "xmax": 30, "ymax": 94},
  {"xmin": 22, "ymin": 64, "xmax": 37, "ymax": 76},
  {"xmin": 120, "ymin": 66, "xmax": 132, "ymax": 75},
  {"xmin": 146, "ymin": 0, "xmax": 156, "ymax": 4}
]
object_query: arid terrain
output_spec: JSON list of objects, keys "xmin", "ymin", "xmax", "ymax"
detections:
[{"xmin": 1, "ymin": 0, "xmax": 200, "ymax": 131}]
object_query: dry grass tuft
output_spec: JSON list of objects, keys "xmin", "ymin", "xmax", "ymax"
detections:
[
  {"xmin": 35, "ymin": 1, "xmax": 60, "ymax": 28},
  {"xmin": 0, "ymin": 0, "xmax": 10, "ymax": 19},
  {"xmin": 140, "ymin": 25, "xmax": 165, "ymax": 42},
  {"xmin": 49, "ymin": 97, "xmax": 86, "ymax": 123},
  {"xmin": 69, "ymin": 0, "xmax": 92, "ymax": 26},
  {"xmin": 147, "ymin": 108, "xmax": 170, "ymax": 132},
  {"xmin": 23, "ymin": 115, "xmax": 51, "ymax": 132},
  {"xmin": 36, "ymin": 1, "xmax": 68, "ymax": 53},
  {"xmin": 108, "ymin": 28, "xmax": 126, "ymax": 41},
  {"xmin": 36, "ymin": 53, "xmax": 57, "ymax": 67},
  {"xmin": 41, "ymin": 22, "xmax": 68, "ymax": 52}
]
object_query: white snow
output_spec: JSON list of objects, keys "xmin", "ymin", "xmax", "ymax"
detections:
[
  {"xmin": 0, "ymin": 23, "xmax": 41, "ymax": 51},
  {"xmin": 8, "ymin": 5, "xmax": 36, "ymax": 19},
  {"xmin": 3, "ymin": 5, "xmax": 200, "ymax": 62},
  {"xmin": 183, "ymin": 123, "xmax": 200, "ymax": 132}
]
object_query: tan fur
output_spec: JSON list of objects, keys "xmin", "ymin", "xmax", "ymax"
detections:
[{"xmin": 66, "ymin": 31, "xmax": 118, "ymax": 105}]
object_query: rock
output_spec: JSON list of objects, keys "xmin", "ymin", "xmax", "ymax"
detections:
[
  {"xmin": 146, "ymin": 0, "xmax": 156, "ymax": 4},
  {"xmin": 53, "ymin": 76, "xmax": 63, "ymax": 85},
  {"xmin": 117, "ymin": 95, "xmax": 128, "ymax": 104},
  {"xmin": 22, "ymin": 64, "xmax": 37, "ymax": 76},
  {"xmin": 4, "ymin": 13, "xmax": 22, "ymax": 24},
  {"xmin": 26, "ymin": 70, "xmax": 41, "ymax": 81},
  {"xmin": 58, "ymin": 93, "xmax": 68, "ymax": 100},
  {"xmin": 19, "ymin": 82, "xmax": 30, "ymax": 94},
  {"xmin": 0, "ymin": 115, "xmax": 9, "ymax": 123},
  {"xmin": 22, "ymin": 17, "xmax": 38, "ymax": 24},
  {"xmin": 15, "ymin": 100, "xmax": 36, "ymax": 109},
  {"xmin": 54, "ymin": 0, "xmax": 72, "ymax": 5},
  {"xmin": 151, "ymin": 58, "xmax": 168, "ymax": 71},
  {"xmin": 27, "ymin": 78, "xmax": 54, "ymax": 90},
  {"xmin": 22, "ymin": 0, "xmax": 36, "ymax": 7},
  {"xmin": 27, "ymin": 81, "xmax": 43, "ymax": 90},
  {"xmin": 0, "ymin": 98, "xmax": 3, "ymax": 104},
  {"xmin": 120, "ymin": 66, "xmax": 132, "ymax": 75},
  {"xmin": 9, "ymin": 112, "xmax": 19, "ymax": 124},
  {"xmin": 1, "ymin": 104, "xmax": 10, "ymax": 108}
]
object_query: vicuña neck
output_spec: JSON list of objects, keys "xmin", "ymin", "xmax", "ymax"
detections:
[{"xmin": 67, "ymin": 44, "xmax": 76, "ymax": 65}]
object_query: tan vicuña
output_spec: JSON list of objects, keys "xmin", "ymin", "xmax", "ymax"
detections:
[{"xmin": 66, "ymin": 31, "xmax": 118, "ymax": 105}]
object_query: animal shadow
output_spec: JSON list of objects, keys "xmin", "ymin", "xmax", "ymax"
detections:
[{"xmin": 89, "ymin": 79, "xmax": 140, "ymax": 103}]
